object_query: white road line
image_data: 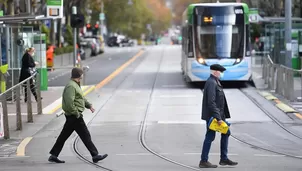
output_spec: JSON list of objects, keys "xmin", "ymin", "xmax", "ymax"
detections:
[
  {"xmin": 184, "ymin": 153, "xmax": 238, "ymax": 156},
  {"xmin": 254, "ymin": 154, "xmax": 285, "ymax": 157},
  {"xmin": 116, "ymin": 153, "xmax": 152, "ymax": 156},
  {"xmin": 157, "ymin": 95, "xmax": 198, "ymax": 98},
  {"xmin": 0, "ymin": 156, "xmax": 30, "ymax": 159},
  {"xmin": 157, "ymin": 121, "xmax": 205, "ymax": 124}
]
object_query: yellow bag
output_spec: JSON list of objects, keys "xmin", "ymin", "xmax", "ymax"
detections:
[{"xmin": 208, "ymin": 117, "xmax": 230, "ymax": 134}]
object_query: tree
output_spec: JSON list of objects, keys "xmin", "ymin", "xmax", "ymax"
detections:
[
  {"xmin": 172, "ymin": 0, "xmax": 201, "ymax": 25},
  {"xmin": 145, "ymin": 0, "xmax": 172, "ymax": 35},
  {"xmin": 102, "ymin": 0, "xmax": 153, "ymax": 38},
  {"xmin": 258, "ymin": 0, "xmax": 283, "ymax": 16}
]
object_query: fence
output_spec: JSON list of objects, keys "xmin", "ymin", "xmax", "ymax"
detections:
[
  {"xmin": 262, "ymin": 55, "xmax": 302, "ymax": 102},
  {"xmin": 50, "ymin": 47, "xmax": 92, "ymax": 70},
  {"xmin": 0, "ymin": 72, "xmax": 42, "ymax": 139}
]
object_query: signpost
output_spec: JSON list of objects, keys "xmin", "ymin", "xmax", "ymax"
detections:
[{"xmin": 46, "ymin": 0, "xmax": 63, "ymax": 18}]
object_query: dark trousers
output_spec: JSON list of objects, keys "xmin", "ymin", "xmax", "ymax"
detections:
[
  {"xmin": 24, "ymin": 78, "xmax": 37, "ymax": 101},
  {"xmin": 201, "ymin": 121, "xmax": 230, "ymax": 162},
  {"xmin": 50, "ymin": 115, "xmax": 98, "ymax": 157}
]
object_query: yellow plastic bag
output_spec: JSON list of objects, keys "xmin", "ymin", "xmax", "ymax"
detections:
[{"xmin": 208, "ymin": 117, "xmax": 230, "ymax": 134}]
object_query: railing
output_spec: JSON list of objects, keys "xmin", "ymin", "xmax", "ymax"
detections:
[
  {"xmin": 0, "ymin": 72, "xmax": 42, "ymax": 139},
  {"xmin": 262, "ymin": 55, "xmax": 301, "ymax": 102}
]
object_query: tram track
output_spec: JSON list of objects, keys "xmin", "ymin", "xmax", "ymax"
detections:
[
  {"xmin": 236, "ymin": 87, "xmax": 302, "ymax": 159},
  {"xmin": 71, "ymin": 46, "xmax": 203, "ymax": 171},
  {"xmin": 71, "ymin": 45, "xmax": 302, "ymax": 171}
]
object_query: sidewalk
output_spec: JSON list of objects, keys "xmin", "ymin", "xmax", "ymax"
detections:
[{"xmin": 0, "ymin": 85, "xmax": 91, "ymax": 157}]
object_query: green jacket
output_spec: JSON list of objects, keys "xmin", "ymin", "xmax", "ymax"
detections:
[{"xmin": 62, "ymin": 80, "xmax": 91, "ymax": 118}]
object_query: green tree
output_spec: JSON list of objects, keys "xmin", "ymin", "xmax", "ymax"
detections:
[
  {"xmin": 146, "ymin": 0, "xmax": 172, "ymax": 35},
  {"xmin": 103, "ymin": 0, "xmax": 153, "ymax": 38}
]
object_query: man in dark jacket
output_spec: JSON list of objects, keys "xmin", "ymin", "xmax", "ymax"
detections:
[
  {"xmin": 48, "ymin": 67, "xmax": 108, "ymax": 164},
  {"xmin": 199, "ymin": 64, "xmax": 238, "ymax": 168}
]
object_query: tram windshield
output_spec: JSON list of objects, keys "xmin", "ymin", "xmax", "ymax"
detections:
[{"xmin": 195, "ymin": 25, "xmax": 244, "ymax": 59}]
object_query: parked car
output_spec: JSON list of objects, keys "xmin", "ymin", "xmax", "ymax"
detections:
[{"xmin": 80, "ymin": 37, "xmax": 104, "ymax": 56}]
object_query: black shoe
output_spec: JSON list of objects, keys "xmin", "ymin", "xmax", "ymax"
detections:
[
  {"xmin": 219, "ymin": 159, "xmax": 238, "ymax": 166},
  {"xmin": 199, "ymin": 161, "xmax": 218, "ymax": 168},
  {"xmin": 92, "ymin": 154, "xmax": 108, "ymax": 163},
  {"xmin": 48, "ymin": 155, "xmax": 65, "ymax": 163}
]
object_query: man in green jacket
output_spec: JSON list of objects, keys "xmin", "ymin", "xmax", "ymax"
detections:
[{"xmin": 48, "ymin": 67, "xmax": 108, "ymax": 163}]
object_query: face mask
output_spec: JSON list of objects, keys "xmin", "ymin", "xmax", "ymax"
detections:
[{"xmin": 220, "ymin": 72, "xmax": 224, "ymax": 79}]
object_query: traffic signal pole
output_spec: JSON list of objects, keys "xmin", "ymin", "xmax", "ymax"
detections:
[
  {"xmin": 72, "ymin": 6, "xmax": 77, "ymax": 67},
  {"xmin": 285, "ymin": 0, "xmax": 292, "ymax": 68},
  {"xmin": 100, "ymin": 1, "xmax": 104, "ymax": 36}
]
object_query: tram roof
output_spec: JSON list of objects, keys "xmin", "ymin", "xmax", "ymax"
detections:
[{"xmin": 185, "ymin": 2, "xmax": 249, "ymax": 25}]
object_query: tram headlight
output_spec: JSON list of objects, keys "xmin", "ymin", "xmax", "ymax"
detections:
[
  {"xmin": 197, "ymin": 58, "xmax": 206, "ymax": 64},
  {"xmin": 233, "ymin": 58, "xmax": 242, "ymax": 65}
]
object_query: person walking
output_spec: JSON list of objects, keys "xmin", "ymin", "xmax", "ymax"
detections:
[
  {"xmin": 19, "ymin": 47, "xmax": 42, "ymax": 102},
  {"xmin": 199, "ymin": 64, "xmax": 238, "ymax": 168},
  {"xmin": 48, "ymin": 67, "xmax": 108, "ymax": 163}
]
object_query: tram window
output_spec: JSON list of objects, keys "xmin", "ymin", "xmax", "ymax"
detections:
[
  {"xmin": 245, "ymin": 25, "xmax": 251, "ymax": 56},
  {"xmin": 188, "ymin": 26, "xmax": 193, "ymax": 57}
]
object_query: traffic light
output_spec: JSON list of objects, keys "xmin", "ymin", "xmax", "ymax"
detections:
[
  {"xmin": 71, "ymin": 14, "xmax": 85, "ymax": 28},
  {"xmin": 86, "ymin": 23, "xmax": 92, "ymax": 31}
]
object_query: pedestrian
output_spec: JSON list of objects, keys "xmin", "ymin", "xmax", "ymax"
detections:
[
  {"xmin": 199, "ymin": 64, "xmax": 238, "ymax": 168},
  {"xmin": 19, "ymin": 47, "xmax": 42, "ymax": 102},
  {"xmin": 48, "ymin": 67, "xmax": 108, "ymax": 163}
]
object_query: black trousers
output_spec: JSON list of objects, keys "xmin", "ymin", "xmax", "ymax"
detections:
[
  {"xmin": 49, "ymin": 115, "xmax": 99, "ymax": 157},
  {"xmin": 24, "ymin": 78, "xmax": 37, "ymax": 101}
]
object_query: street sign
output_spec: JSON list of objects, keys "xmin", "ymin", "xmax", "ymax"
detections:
[
  {"xmin": 0, "ymin": 102, "xmax": 3, "ymax": 138},
  {"xmin": 249, "ymin": 8, "xmax": 260, "ymax": 23},
  {"xmin": 47, "ymin": 0, "xmax": 63, "ymax": 18},
  {"xmin": 99, "ymin": 13, "xmax": 105, "ymax": 20}
]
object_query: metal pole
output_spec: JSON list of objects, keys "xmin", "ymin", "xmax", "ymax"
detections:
[
  {"xmin": 26, "ymin": 80, "xmax": 33, "ymax": 123},
  {"xmin": 5, "ymin": 27, "xmax": 10, "ymax": 68},
  {"xmin": 1, "ymin": 95, "xmax": 9, "ymax": 139},
  {"xmin": 100, "ymin": 1, "xmax": 104, "ymax": 36},
  {"xmin": 285, "ymin": 0, "xmax": 292, "ymax": 68},
  {"xmin": 36, "ymin": 73, "xmax": 42, "ymax": 115},
  {"xmin": 26, "ymin": 0, "xmax": 31, "ymax": 14},
  {"xmin": 72, "ymin": 6, "xmax": 77, "ymax": 67},
  {"xmin": 16, "ymin": 86, "xmax": 22, "ymax": 130}
]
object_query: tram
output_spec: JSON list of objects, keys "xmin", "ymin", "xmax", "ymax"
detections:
[{"xmin": 181, "ymin": 2, "xmax": 252, "ymax": 83}]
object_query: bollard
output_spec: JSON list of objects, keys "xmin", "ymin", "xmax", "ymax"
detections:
[
  {"xmin": 82, "ymin": 66, "xmax": 89, "ymax": 86},
  {"xmin": 16, "ymin": 86, "xmax": 22, "ymax": 130},
  {"xmin": 1, "ymin": 94, "xmax": 9, "ymax": 139},
  {"xmin": 36, "ymin": 74, "xmax": 42, "ymax": 115},
  {"xmin": 26, "ymin": 80, "xmax": 33, "ymax": 123}
]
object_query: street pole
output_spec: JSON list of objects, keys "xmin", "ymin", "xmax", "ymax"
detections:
[
  {"xmin": 72, "ymin": 6, "xmax": 77, "ymax": 67},
  {"xmin": 100, "ymin": 1, "xmax": 104, "ymax": 36},
  {"xmin": 285, "ymin": 0, "xmax": 292, "ymax": 68}
]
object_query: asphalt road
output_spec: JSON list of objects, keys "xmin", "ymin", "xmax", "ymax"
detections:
[
  {"xmin": 1, "ymin": 44, "xmax": 302, "ymax": 171},
  {"xmin": 47, "ymin": 46, "xmax": 142, "ymax": 87}
]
